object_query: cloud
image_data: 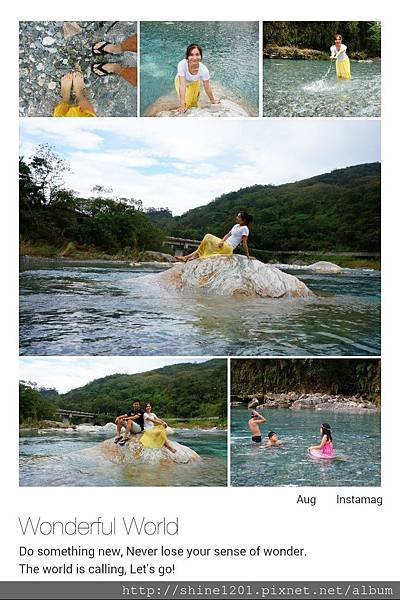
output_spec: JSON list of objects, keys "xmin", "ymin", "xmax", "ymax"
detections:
[{"xmin": 20, "ymin": 119, "xmax": 380, "ymax": 215}]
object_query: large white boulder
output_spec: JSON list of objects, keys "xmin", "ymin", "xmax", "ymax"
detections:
[
  {"xmin": 86, "ymin": 435, "xmax": 200, "ymax": 465},
  {"xmin": 139, "ymin": 255, "xmax": 313, "ymax": 298},
  {"xmin": 308, "ymin": 261, "xmax": 343, "ymax": 273}
]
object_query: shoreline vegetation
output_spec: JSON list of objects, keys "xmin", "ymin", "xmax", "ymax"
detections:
[
  {"xmin": 20, "ymin": 145, "xmax": 380, "ymax": 271},
  {"xmin": 231, "ymin": 358, "xmax": 381, "ymax": 414},
  {"xmin": 263, "ymin": 21, "xmax": 381, "ymax": 60}
]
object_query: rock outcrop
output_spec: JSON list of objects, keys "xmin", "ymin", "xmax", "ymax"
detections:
[
  {"xmin": 233, "ymin": 392, "xmax": 379, "ymax": 414},
  {"xmin": 156, "ymin": 98, "xmax": 251, "ymax": 118},
  {"xmin": 86, "ymin": 434, "xmax": 201, "ymax": 465},
  {"xmin": 308, "ymin": 261, "xmax": 343, "ymax": 273},
  {"xmin": 138, "ymin": 255, "xmax": 313, "ymax": 298}
]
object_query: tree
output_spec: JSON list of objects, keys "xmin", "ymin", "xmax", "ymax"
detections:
[{"xmin": 29, "ymin": 144, "xmax": 71, "ymax": 205}]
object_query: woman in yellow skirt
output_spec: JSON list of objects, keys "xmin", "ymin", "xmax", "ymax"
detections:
[
  {"xmin": 176, "ymin": 44, "xmax": 218, "ymax": 113},
  {"xmin": 140, "ymin": 403, "xmax": 177, "ymax": 453},
  {"xmin": 53, "ymin": 71, "xmax": 96, "ymax": 117},
  {"xmin": 176, "ymin": 211, "xmax": 254, "ymax": 263},
  {"xmin": 330, "ymin": 34, "xmax": 352, "ymax": 80}
]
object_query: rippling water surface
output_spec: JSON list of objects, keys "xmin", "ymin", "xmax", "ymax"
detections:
[
  {"xmin": 230, "ymin": 407, "xmax": 380, "ymax": 487},
  {"xmin": 20, "ymin": 259, "xmax": 381, "ymax": 356},
  {"xmin": 20, "ymin": 426, "xmax": 227, "ymax": 487},
  {"xmin": 140, "ymin": 21, "xmax": 259, "ymax": 114},
  {"xmin": 263, "ymin": 59, "xmax": 381, "ymax": 117}
]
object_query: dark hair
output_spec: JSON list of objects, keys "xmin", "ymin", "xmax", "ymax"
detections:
[
  {"xmin": 186, "ymin": 44, "xmax": 203, "ymax": 59},
  {"xmin": 268, "ymin": 431, "xmax": 276, "ymax": 439},
  {"xmin": 145, "ymin": 403, "xmax": 151, "ymax": 409},
  {"xmin": 334, "ymin": 34, "xmax": 343, "ymax": 41},
  {"xmin": 321, "ymin": 423, "xmax": 333, "ymax": 442},
  {"xmin": 133, "ymin": 399, "xmax": 141, "ymax": 405},
  {"xmin": 238, "ymin": 211, "xmax": 253, "ymax": 226}
]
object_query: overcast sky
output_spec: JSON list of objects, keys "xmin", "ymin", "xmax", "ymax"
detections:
[
  {"xmin": 20, "ymin": 357, "xmax": 211, "ymax": 393},
  {"xmin": 20, "ymin": 119, "xmax": 380, "ymax": 216}
]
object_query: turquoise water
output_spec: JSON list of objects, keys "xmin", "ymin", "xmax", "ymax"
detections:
[
  {"xmin": 140, "ymin": 21, "xmax": 259, "ymax": 115},
  {"xmin": 19, "ymin": 259, "xmax": 381, "ymax": 356},
  {"xmin": 230, "ymin": 406, "xmax": 381, "ymax": 487},
  {"xmin": 20, "ymin": 427, "xmax": 227, "ymax": 487},
  {"xmin": 263, "ymin": 59, "xmax": 381, "ymax": 117}
]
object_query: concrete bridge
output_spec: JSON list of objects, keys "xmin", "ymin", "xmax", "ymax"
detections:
[
  {"xmin": 57, "ymin": 409, "xmax": 98, "ymax": 425},
  {"xmin": 163, "ymin": 237, "xmax": 380, "ymax": 258}
]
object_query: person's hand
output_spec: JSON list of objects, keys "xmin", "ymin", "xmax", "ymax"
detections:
[
  {"xmin": 211, "ymin": 99, "xmax": 220, "ymax": 104},
  {"xmin": 218, "ymin": 242, "xmax": 224, "ymax": 248}
]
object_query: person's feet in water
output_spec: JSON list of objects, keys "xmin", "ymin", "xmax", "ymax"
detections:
[{"xmin": 60, "ymin": 73, "xmax": 73, "ymax": 102}]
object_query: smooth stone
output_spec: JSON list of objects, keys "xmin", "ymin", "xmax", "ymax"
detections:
[
  {"xmin": 308, "ymin": 261, "xmax": 343, "ymax": 273},
  {"xmin": 42, "ymin": 36, "xmax": 55, "ymax": 46},
  {"xmin": 37, "ymin": 74, "xmax": 46, "ymax": 86},
  {"xmin": 139, "ymin": 255, "xmax": 313, "ymax": 298},
  {"xmin": 48, "ymin": 81, "xmax": 57, "ymax": 90},
  {"xmin": 157, "ymin": 98, "xmax": 251, "ymax": 118}
]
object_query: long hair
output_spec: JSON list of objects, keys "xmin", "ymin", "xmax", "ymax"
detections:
[
  {"xmin": 238, "ymin": 211, "xmax": 253, "ymax": 226},
  {"xmin": 321, "ymin": 423, "xmax": 333, "ymax": 442},
  {"xmin": 186, "ymin": 44, "xmax": 203, "ymax": 59}
]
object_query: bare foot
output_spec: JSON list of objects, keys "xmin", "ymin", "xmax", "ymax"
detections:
[
  {"xmin": 92, "ymin": 63, "xmax": 122, "ymax": 77},
  {"xmin": 60, "ymin": 73, "xmax": 73, "ymax": 102},
  {"xmin": 72, "ymin": 71, "xmax": 85, "ymax": 98},
  {"xmin": 93, "ymin": 41, "xmax": 123, "ymax": 55},
  {"xmin": 175, "ymin": 256, "xmax": 187, "ymax": 263}
]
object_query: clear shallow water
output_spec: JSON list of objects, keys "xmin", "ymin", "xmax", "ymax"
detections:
[
  {"xmin": 140, "ymin": 21, "xmax": 259, "ymax": 115},
  {"xmin": 230, "ymin": 407, "xmax": 380, "ymax": 487},
  {"xmin": 263, "ymin": 59, "xmax": 381, "ymax": 117},
  {"xmin": 19, "ymin": 259, "xmax": 380, "ymax": 356},
  {"xmin": 20, "ymin": 427, "xmax": 227, "ymax": 487}
]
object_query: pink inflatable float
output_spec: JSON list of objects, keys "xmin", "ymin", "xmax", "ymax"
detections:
[{"xmin": 308, "ymin": 448, "xmax": 334, "ymax": 460}]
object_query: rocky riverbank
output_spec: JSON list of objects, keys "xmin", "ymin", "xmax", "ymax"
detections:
[
  {"xmin": 20, "ymin": 420, "xmax": 76, "ymax": 432},
  {"xmin": 231, "ymin": 392, "xmax": 379, "ymax": 413},
  {"xmin": 263, "ymin": 45, "xmax": 380, "ymax": 61}
]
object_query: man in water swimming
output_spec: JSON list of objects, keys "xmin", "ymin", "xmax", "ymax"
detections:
[
  {"xmin": 114, "ymin": 400, "xmax": 145, "ymax": 446},
  {"xmin": 263, "ymin": 431, "xmax": 282, "ymax": 447},
  {"xmin": 248, "ymin": 410, "xmax": 266, "ymax": 444}
]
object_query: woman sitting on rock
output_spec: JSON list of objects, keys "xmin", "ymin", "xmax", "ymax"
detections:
[
  {"xmin": 176, "ymin": 44, "xmax": 218, "ymax": 113},
  {"xmin": 140, "ymin": 403, "xmax": 177, "ymax": 454},
  {"xmin": 176, "ymin": 211, "xmax": 254, "ymax": 263}
]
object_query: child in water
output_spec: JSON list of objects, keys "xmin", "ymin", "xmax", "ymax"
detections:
[
  {"xmin": 263, "ymin": 431, "xmax": 282, "ymax": 448},
  {"xmin": 330, "ymin": 34, "xmax": 352, "ymax": 80},
  {"xmin": 308, "ymin": 423, "xmax": 334, "ymax": 457}
]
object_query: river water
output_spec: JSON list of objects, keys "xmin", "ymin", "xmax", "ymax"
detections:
[
  {"xmin": 230, "ymin": 406, "xmax": 380, "ymax": 487},
  {"xmin": 19, "ymin": 259, "xmax": 381, "ymax": 356},
  {"xmin": 263, "ymin": 59, "xmax": 381, "ymax": 117},
  {"xmin": 20, "ymin": 426, "xmax": 227, "ymax": 487},
  {"xmin": 140, "ymin": 21, "xmax": 259, "ymax": 115}
]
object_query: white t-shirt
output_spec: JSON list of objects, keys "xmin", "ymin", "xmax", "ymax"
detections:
[
  {"xmin": 177, "ymin": 59, "xmax": 210, "ymax": 84},
  {"xmin": 143, "ymin": 412, "xmax": 157, "ymax": 430},
  {"xmin": 226, "ymin": 224, "xmax": 250, "ymax": 249},
  {"xmin": 330, "ymin": 44, "xmax": 348, "ymax": 62}
]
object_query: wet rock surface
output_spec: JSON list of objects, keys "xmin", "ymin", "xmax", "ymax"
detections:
[{"xmin": 19, "ymin": 21, "xmax": 137, "ymax": 116}]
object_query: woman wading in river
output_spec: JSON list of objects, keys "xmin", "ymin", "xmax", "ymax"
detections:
[
  {"xmin": 175, "ymin": 44, "xmax": 218, "ymax": 113},
  {"xmin": 330, "ymin": 34, "xmax": 352, "ymax": 80},
  {"xmin": 176, "ymin": 211, "xmax": 254, "ymax": 262}
]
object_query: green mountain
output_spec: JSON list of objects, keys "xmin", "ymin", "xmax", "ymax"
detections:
[
  {"xmin": 57, "ymin": 360, "xmax": 227, "ymax": 419},
  {"xmin": 166, "ymin": 163, "xmax": 380, "ymax": 253}
]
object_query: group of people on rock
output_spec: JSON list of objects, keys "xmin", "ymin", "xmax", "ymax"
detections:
[{"xmin": 114, "ymin": 399, "xmax": 176, "ymax": 453}]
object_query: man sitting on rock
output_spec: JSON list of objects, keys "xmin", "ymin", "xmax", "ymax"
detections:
[
  {"xmin": 248, "ymin": 410, "xmax": 266, "ymax": 444},
  {"xmin": 114, "ymin": 400, "xmax": 145, "ymax": 446}
]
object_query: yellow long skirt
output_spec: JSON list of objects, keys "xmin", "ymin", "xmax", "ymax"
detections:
[
  {"xmin": 196, "ymin": 233, "xmax": 234, "ymax": 259},
  {"xmin": 174, "ymin": 76, "xmax": 201, "ymax": 108},
  {"xmin": 336, "ymin": 58, "xmax": 351, "ymax": 80},
  {"xmin": 140, "ymin": 425, "xmax": 168, "ymax": 449},
  {"xmin": 53, "ymin": 101, "xmax": 96, "ymax": 117}
]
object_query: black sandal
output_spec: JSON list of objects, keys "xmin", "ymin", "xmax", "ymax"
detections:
[
  {"xmin": 92, "ymin": 41, "xmax": 114, "ymax": 56},
  {"xmin": 114, "ymin": 435, "xmax": 123, "ymax": 444},
  {"xmin": 119, "ymin": 437, "xmax": 129, "ymax": 446},
  {"xmin": 91, "ymin": 63, "xmax": 119, "ymax": 78}
]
